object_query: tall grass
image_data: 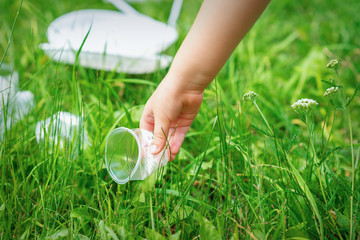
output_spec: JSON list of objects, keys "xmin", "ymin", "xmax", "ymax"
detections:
[{"xmin": 1, "ymin": 0, "xmax": 359, "ymax": 239}]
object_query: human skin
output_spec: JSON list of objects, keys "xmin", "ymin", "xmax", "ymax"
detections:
[{"xmin": 140, "ymin": 0, "xmax": 270, "ymax": 159}]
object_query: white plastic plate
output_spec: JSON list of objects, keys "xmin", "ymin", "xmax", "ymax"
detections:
[{"xmin": 40, "ymin": 0, "xmax": 182, "ymax": 74}]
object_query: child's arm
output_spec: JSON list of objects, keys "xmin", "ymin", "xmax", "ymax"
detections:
[{"xmin": 140, "ymin": 0, "xmax": 270, "ymax": 159}]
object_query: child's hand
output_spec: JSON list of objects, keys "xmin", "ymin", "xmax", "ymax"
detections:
[
  {"xmin": 140, "ymin": 73, "xmax": 204, "ymax": 160},
  {"xmin": 140, "ymin": 0, "xmax": 270, "ymax": 160}
]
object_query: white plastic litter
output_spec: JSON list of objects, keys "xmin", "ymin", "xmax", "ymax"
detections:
[
  {"xmin": 0, "ymin": 64, "xmax": 34, "ymax": 139},
  {"xmin": 40, "ymin": 0, "xmax": 183, "ymax": 74},
  {"xmin": 105, "ymin": 127, "xmax": 168, "ymax": 184},
  {"xmin": 35, "ymin": 112, "xmax": 90, "ymax": 150}
]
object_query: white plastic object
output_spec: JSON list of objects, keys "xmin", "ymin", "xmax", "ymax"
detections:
[
  {"xmin": 35, "ymin": 111, "xmax": 90, "ymax": 150},
  {"xmin": 105, "ymin": 127, "xmax": 168, "ymax": 184},
  {"xmin": 40, "ymin": 0, "xmax": 183, "ymax": 74},
  {"xmin": 0, "ymin": 64, "xmax": 34, "ymax": 139},
  {"xmin": 0, "ymin": 64, "xmax": 18, "ymax": 105},
  {"xmin": 167, "ymin": 0, "xmax": 183, "ymax": 28}
]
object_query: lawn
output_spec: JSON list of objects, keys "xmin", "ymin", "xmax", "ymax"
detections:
[{"xmin": 1, "ymin": 0, "xmax": 359, "ymax": 239}]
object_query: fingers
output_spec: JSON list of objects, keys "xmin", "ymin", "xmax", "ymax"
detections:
[
  {"xmin": 140, "ymin": 102, "xmax": 173, "ymax": 156},
  {"xmin": 150, "ymin": 114, "xmax": 171, "ymax": 155},
  {"xmin": 140, "ymin": 89, "xmax": 191, "ymax": 158},
  {"xmin": 140, "ymin": 103, "xmax": 190, "ymax": 159},
  {"xmin": 140, "ymin": 105, "xmax": 154, "ymax": 131},
  {"xmin": 168, "ymin": 126, "xmax": 189, "ymax": 160}
]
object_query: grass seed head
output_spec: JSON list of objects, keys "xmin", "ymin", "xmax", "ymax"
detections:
[
  {"xmin": 326, "ymin": 59, "xmax": 339, "ymax": 69},
  {"xmin": 291, "ymin": 98, "xmax": 318, "ymax": 113},
  {"xmin": 242, "ymin": 91, "xmax": 258, "ymax": 101},
  {"xmin": 324, "ymin": 86, "xmax": 339, "ymax": 97}
]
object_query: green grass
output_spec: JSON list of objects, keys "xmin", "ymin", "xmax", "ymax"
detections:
[{"xmin": 1, "ymin": 0, "xmax": 360, "ymax": 239}]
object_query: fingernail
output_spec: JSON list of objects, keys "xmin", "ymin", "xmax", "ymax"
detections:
[{"xmin": 150, "ymin": 144, "xmax": 158, "ymax": 155}]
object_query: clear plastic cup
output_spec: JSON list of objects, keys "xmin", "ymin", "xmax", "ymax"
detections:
[{"xmin": 105, "ymin": 127, "xmax": 169, "ymax": 184}]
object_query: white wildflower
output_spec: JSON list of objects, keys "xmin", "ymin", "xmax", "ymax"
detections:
[
  {"xmin": 323, "ymin": 86, "xmax": 339, "ymax": 97},
  {"xmin": 291, "ymin": 98, "xmax": 318, "ymax": 112},
  {"xmin": 242, "ymin": 91, "xmax": 258, "ymax": 101},
  {"xmin": 326, "ymin": 59, "xmax": 339, "ymax": 69}
]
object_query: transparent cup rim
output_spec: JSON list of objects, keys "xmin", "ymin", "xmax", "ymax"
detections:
[{"xmin": 105, "ymin": 127, "xmax": 141, "ymax": 184}]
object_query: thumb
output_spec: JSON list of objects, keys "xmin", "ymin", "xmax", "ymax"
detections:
[{"xmin": 150, "ymin": 114, "xmax": 170, "ymax": 155}]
